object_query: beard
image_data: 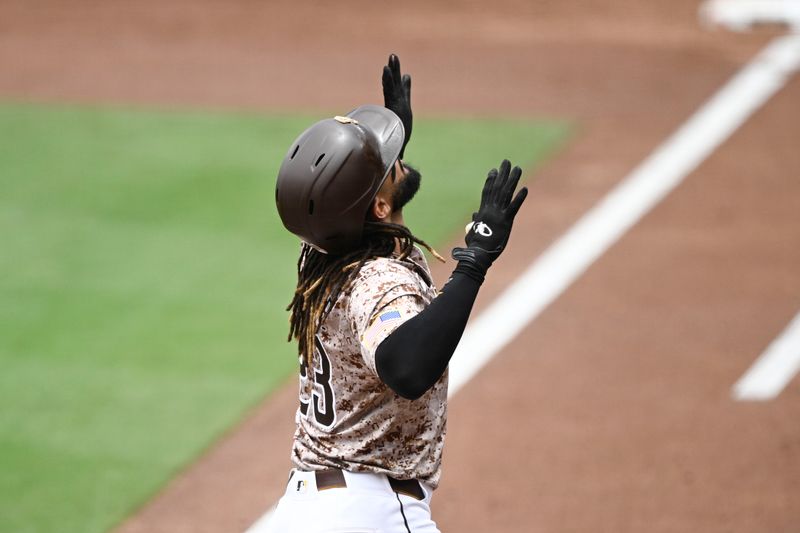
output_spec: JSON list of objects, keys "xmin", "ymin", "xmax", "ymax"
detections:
[{"xmin": 392, "ymin": 163, "xmax": 421, "ymax": 211}]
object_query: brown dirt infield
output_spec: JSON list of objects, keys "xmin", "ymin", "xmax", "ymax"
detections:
[{"xmin": 2, "ymin": 1, "xmax": 798, "ymax": 531}]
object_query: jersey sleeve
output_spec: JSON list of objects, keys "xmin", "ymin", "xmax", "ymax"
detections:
[{"xmin": 348, "ymin": 261, "xmax": 427, "ymax": 376}]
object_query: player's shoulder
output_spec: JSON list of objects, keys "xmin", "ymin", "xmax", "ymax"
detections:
[
  {"xmin": 352, "ymin": 255, "xmax": 416, "ymax": 286},
  {"xmin": 345, "ymin": 247, "xmax": 436, "ymax": 324},
  {"xmin": 350, "ymin": 248, "xmax": 430, "ymax": 295},
  {"xmin": 358, "ymin": 245, "xmax": 429, "ymax": 279}
]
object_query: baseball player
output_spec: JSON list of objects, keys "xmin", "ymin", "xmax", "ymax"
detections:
[{"xmin": 266, "ymin": 54, "xmax": 528, "ymax": 532}]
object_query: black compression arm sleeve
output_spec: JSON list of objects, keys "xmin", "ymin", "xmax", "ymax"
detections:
[{"xmin": 374, "ymin": 265, "xmax": 483, "ymax": 400}]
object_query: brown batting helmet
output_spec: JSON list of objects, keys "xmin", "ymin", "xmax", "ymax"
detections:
[{"xmin": 275, "ymin": 105, "xmax": 405, "ymax": 254}]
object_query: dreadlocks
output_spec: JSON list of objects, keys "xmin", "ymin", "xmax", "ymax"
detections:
[{"xmin": 287, "ymin": 221, "xmax": 443, "ymax": 368}]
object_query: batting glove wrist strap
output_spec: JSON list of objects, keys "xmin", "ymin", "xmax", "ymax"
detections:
[{"xmin": 451, "ymin": 247, "xmax": 493, "ymax": 283}]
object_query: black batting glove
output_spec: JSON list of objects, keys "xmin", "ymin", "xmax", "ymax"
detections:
[
  {"xmin": 452, "ymin": 160, "xmax": 528, "ymax": 282},
  {"xmin": 382, "ymin": 53, "xmax": 412, "ymax": 159}
]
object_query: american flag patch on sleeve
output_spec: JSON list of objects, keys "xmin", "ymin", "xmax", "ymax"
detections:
[
  {"xmin": 361, "ymin": 309, "xmax": 404, "ymax": 351},
  {"xmin": 379, "ymin": 310, "xmax": 401, "ymax": 321}
]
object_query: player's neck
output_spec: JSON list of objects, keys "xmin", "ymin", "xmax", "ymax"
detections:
[
  {"xmin": 389, "ymin": 209, "xmax": 404, "ymax": 226},
  {"xmin": 390, "ymin": 210, "xmax": 407, "ymax": 255}
]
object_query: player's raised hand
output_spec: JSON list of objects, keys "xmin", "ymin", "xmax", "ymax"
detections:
[
  {"xmin": 452, "ymin": 160, "xmax": 528, "ymax": 276},
  {"xmin": 382, "ymin": 53, "xmax": 412, "ymax": 158}
]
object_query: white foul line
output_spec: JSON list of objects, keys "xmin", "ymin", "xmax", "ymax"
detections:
[
  {"xmin": 448, "ymin": 33, "xmax": 800, "ymax": 395},
  {"xmin": 246, "ymin": 34, "xmax": 800, "ymax": 532},
  {"xmin": 733, "ymin": 311, "xmax": 800, "ymax": 400},
  {"xmin": 700, "ymin": 0, "xmax": 800, "ymax": 32}
]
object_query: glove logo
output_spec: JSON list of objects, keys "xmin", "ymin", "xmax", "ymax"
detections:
[{"xmin": 474, "ymin": 221, "xmax": 493, "ymax": 237}]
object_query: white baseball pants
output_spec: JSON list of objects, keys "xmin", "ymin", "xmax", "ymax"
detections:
[{"xmin": 262, "ymin": 469, "xmax": 441, "ymax": 533}]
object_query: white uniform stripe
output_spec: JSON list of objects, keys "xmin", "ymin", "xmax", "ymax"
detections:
[
  {"xmin": 733, "ymin": 311, "xmax": 800, "ymax": 401},
  {"xmin": 246, "ymin": 33, "xmax": 800, "ymax": 533}
]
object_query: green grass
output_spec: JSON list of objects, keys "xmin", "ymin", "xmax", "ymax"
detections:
[
  {"xmin": 0, "ymin": 103, "xmax": 568, "ymax": 533},
  {"xmin": 402, "ymin": 116, "xmax": 568, "ymax": 246}
]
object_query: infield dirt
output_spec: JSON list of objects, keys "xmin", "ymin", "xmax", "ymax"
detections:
[{"xmin": 2, "ymin": 1, "xmax": 798, "ymax": 531}]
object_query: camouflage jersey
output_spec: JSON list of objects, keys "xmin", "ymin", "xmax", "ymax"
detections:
[{"xmin": 291, "ymin": 246, "xmax": 447, "ymax": 488}]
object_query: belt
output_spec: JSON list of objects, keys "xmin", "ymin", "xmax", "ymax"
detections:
[{"xmin": 313, "ymin": 469, "xmax": 425, "ymax": 501}]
